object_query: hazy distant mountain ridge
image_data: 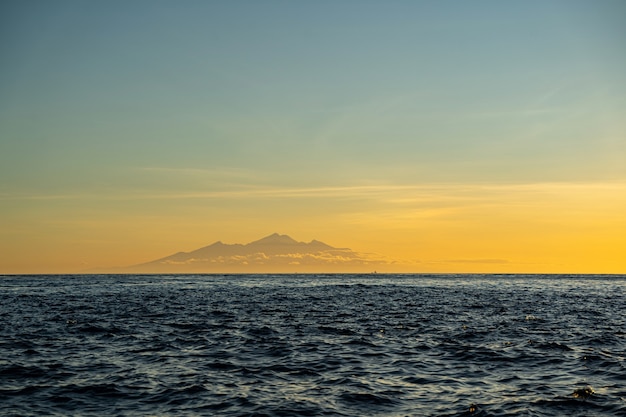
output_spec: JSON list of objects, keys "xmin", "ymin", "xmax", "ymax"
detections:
[{"xmin": 128, "ymin": 233, "xmax": 385, "ymax": 272}]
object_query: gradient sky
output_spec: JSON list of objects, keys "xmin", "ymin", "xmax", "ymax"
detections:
[{"xmin": 1, "ymin": 0, "xmax": 625, "ymax": 273}]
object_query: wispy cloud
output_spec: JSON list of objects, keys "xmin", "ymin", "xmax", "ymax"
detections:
[
  {"xmin": 157, "ymin": 250, "xmax": 393, "ymax": 267},
  {"xmin": 137, "ymin": 166, "xmax": 263, "ymax": 180},
  {"xmin": 2, "ymin": 181, "xmax": 625, "ymax": 203},
  {"xmin": 442, "ymin": 259, "xmax": 511, "ymax": 265}
]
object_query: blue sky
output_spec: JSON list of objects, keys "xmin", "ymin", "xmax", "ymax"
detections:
[{"xmin": 1, "ymin": 1, "xmax": 625, "ymax": 272}]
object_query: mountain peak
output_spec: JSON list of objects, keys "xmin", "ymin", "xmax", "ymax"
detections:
[
  {"xmin": 123, "ymin": 233, "xmax": 387, "ymax": 273},
  {"xmin": 248, "ymin": 233, "xmax": 299, "ymax": 246},
  {"xmin": 309, "ymin": 239, "xmax": 334, "ymax": 249}
]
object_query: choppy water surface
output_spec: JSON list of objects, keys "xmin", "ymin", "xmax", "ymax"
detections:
[{"xmin": 1, "ymin": 274, "xmax": 625, "ymax": 416}]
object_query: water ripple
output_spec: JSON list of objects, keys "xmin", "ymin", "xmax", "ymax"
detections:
[{"xmin": 0, "ymin": 274, "xmax": 624, "ymax": 416}]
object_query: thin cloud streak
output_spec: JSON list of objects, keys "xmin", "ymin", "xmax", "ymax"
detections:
[
  {"xmin": 137, "ymin": 166, "xmax": 264, "ymax": 180},
  {"xmin": 443, "ymin": 259, "xmax": 511, "ymax": 265},
  {"xmin": 2, "ymin": 181, "xmax": 626, "ymax": 202}
]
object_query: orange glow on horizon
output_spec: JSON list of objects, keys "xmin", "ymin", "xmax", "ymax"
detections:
[{"xmin": 1, "ymin": 182, "xmax": 624, "ymax": 274}]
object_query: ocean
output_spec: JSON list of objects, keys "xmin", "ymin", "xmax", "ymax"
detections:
[{"xmin": 0, "ymin": 274, "xmax": 624, "ymax": 416}]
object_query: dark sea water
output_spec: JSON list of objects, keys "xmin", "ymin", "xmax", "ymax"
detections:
[{"xmin": 1, "ymin": 274, "xmax": 625, "ymax": 416}]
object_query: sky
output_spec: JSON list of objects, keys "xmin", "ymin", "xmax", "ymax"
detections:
[{"xmin": 1, "ymin": 0, "xmax": 625, "ymax": 274}]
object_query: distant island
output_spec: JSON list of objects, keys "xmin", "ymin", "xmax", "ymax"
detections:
[{"xmin": 115, "ymin": 233, "xmax": 388, "ymax": 273}]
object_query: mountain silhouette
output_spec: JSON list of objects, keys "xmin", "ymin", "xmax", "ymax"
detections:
[{"xmin": 122, "ymin": 233, "xmax": 384, "ymax": 273}]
